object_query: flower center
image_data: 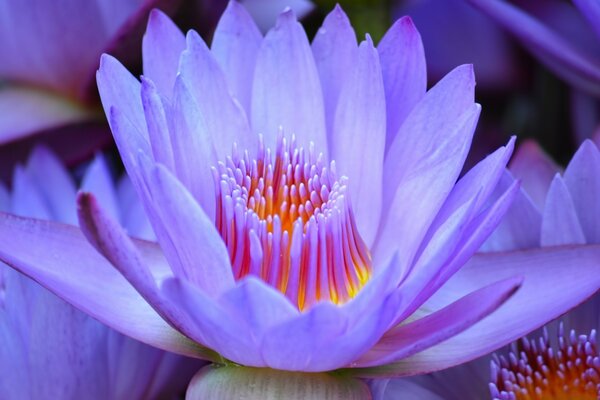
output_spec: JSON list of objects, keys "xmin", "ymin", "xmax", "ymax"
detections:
[
  {"xmin": 213, "ymin": 136, "xmax": 371, "ymax": 310},
  {"xmin": 489, "ymin": 324, "xmax": 600, "ymax": 400}
]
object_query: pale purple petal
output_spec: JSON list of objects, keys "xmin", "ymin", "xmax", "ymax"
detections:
[
  {"xmin": 23, "ymin": 146, "xmax": 78, "ymax": 224},
  {"xmin": 428, "ymin": 137, "xmax": 515, "ymax": 238},
  {"xmin": 0, "ymin": 86, "xmax": 94, "ymax": 144},
  {"xmin": 241, "ymin": 0, "xmax": 315, "ymax": 32},
  {"xmin": 142, "ymin": 9, "xmax": 185, "ymax": 97},
  {"xmin": 252, "ymin": 9, "xmax": 327, "ymax": 156},
  {"xmin": 312, "ymin": 5, "xmax": 358, "ymax": 140},
  {"xmin": 116, "ymin": 176, "xmax": 155, "ymax": 240},
  {"xmin": 563, "ymin": 140, "xmax": 600, "ymax": 242},
  {"xmin": 11, "ymin": 166, "xmax": 53, "ymax": 221},
  {"xmin": 394, "ymin": 180, "xmax": 520, "ymax": 326},
  {"xmin": 76, "ymin": 192, "xmax": 218, "ymax": 361},
  {"xmin": 355, "ymin": 277, "xmax": 521, "ymax": 367},
  {"xmin": 540, "ymin": 175, "xmax": 586, "ymax": 246},
  {"xmin": 378, "ymin": 16, "xmax": 426, "ymax": 149},
  {"xmin": 179, "ymin": 30, "xmax": 256, "ymax": 159},
  {"xmin": 480, "ymin": 171, "xmax": 542, "ymax": 252},
  {"xmin": 140, "ymin": 77, "xmax": 175, "ymax": 172},
  {"xmin": 97, "ymin": 54, "xmax": 147, "ymax": 136},
  {"xmin": 165, "ymin": 77, "xmax": 217, "ymax": 217},
  {"xmin": 218, "ymin": 278, "xmax": 298, "ymax": 333},
  {"xmin": 331, "ymin": 37, "xmax": 385, "ymax": 246},
  {"xmin": 81, "ymin": 155, "xmax": 120, "ymax": 223},
  {"xmin": 212, "ymin": 1, "xmax": 263, "ymax": 114},
  {"xmin": 509, "ymin": 140, "xmax": 560, "ymax": 210},
  {"xmin": 357, "ymin": 245, "xmax": 600, "ymax": 376},
  {"xmin": 161, "ymin": 277, "xmax": 263, "ymax": 366},
  {"xmin": 0, "ymin": 212, "xmax": 206, "ymax": 359},
  {"xmin": 260, "ymin": 302, "xmax": 349, "ymax": 370},
  {"xmin": 27, "ymin": 291, "xmax": 109, "ymax": 399},
  {"xmin": 376, "ymin": 94, "xmax": 479, "ymax": 267},
  {"xmin": 137, "ymin": 160, "xmax": 235, "ymax": 296}
]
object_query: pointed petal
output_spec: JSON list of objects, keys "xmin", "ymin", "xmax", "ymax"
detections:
[
  {"xmin": 11, "ymin": 165, "xmax": 53, "ymax": 220},
  {"xmin": 165, "ymin": 77, "xmax": 217, "ymax": 218},
  {"xmin": 355, "ymin": 277, "xmax": 521, "ymax": 367},
  {"xmin": 480, "ymin": 171, "xmax": 542, "ymax": 252},
  {"xmin": 97, "ymin": 54, "xmax": 146, "ymax": 136},
  {"xmin": 116, "ymin": 176, "xmax": 155, "ymax": 240},
  {"xmin": 76, "ymin": 192, "xmax": 218, "ymax": 362},
  {"xmin": 357, "ymin": 245, "xmax": 600, "ymax": 377},
  {"xmin": 80, "ymin": 155, "xmax": 119, "ymax": 223},
  {"xmin": 142, "ymin": 9, "xmax": 185, "ymax": 97},
  {"xmin": 541, "ymin": 175, "xmax": 586, "ymax": 246},
  {"xmin": 563, "ymin": 140, "xmax": 600, "ymax": 242},
  {"xmin": 394, "ymin": 181, "xmax": 520, "ymax": 327},
  {"xmin": 0, "ymin": 212, "xmax": 207, "ymax": 359},
  {"xmin": 180, "ymin": 30, "xmax": 255, "ymax": 159},
  {"xmin": 252, "ymin": 10, "xmax": 327, "ymax": 156},
  {"xmin": 312, "ymin": 5, "xmax": 357, "ymax": 139},
  {"xmin": 140, "ymin": 77, "xmax": 175, "ymax": 172},
  {"xmin": 261, "ymin": 302, "xmax": 349, "ymax": 371},
  {"xmin": 331, "ymin": 37, "xmax": 385, "ymax": 246},
  {"xmin": 242, "ymin": 0, "xmax": 315, "ymax": 32},
  {"xmin": 137, "ymin": 160, "xmax": 235, "ymax": 296},
  {"xmin": 509, "ymin": 140, "xmax": 560, "ymax": 210},
  {"xmin": 212, "ymin": 1, "xmax": 263, "ymax": 114},
  {"xmin": 428, "ymin": 137, "xmax": 515, "ymax": 238},
  {"xmin": 161, "ymin": 277, "xmax": 263, "ymax": 366},
  {"xmin": 378, "ymin": 16, "xmax": 426, "ymax": 149},
  {"xmin": 376, "ymin": 100, "xmax": 479, "ymax": 267},
  {"xmin": 24, "ymin": 146, "xmax": 78, "ymax": 224}
]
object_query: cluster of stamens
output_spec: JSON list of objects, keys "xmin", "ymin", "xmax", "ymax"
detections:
[
  {"xmin": 490, "ymin": 323, "xmax": 600, "ymax": 400},
  {"xmin": 213, "ymin": 136, "xmax": 371, "ymax": 310}
]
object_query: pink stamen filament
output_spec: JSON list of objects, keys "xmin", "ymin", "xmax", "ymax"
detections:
[
  {"xmin": 213, "ymin": 136, "xmax": 371, "ymax": 310},
  {"xmin": 490, "ymin": 323, "xmax": 600, "ymax": 400}
]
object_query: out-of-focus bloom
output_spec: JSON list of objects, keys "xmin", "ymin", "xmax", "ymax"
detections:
[
  {"xmin": 383, "ymin": 139, "xmax": 600, "ymax": 399},
  {"xmin": 393, "ymin": 0, "xmax": 523, "ymax": 91},
  {"xmin": 466, "ymin": 0, "xmax": 600, "ymax": 96},
  {"xmin": 465, "ymin": 0, "xmax": 600, "ymax": 142},
  {"xmin": 1, "ymin": 2, "xmax": 599, "ymax": 391},
  {"xmin": 0, "ymin": 0, "xmax": 179, "ymax": 173},
  {"xmin": 0, "ymin": 148, "xmax": 201, "ymax": 399}
]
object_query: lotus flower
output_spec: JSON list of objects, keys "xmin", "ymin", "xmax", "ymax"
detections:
[
  {"xmin": 383, "ymin": 139, "xmax": 600, "ymax": 399},
  {"xmin": 0, "ymin": 147, "xmax": 201, "ymax": 399},
  {"xmin": 0, "ymin": 2, "xmax": 599, "ymax": 396}
]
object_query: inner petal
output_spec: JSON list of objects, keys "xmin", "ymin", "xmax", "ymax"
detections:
[{"xmin": 212, "ymin": 136, "xmax": 371, "ymax": 310}]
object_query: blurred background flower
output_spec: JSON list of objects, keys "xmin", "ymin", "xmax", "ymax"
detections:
[
  {"xmin": 0, "ymin": 147, "xmax": 203, "ymax": 399},
  {"xmin": 382, "ymin": 139, "xmax": 600, "ymax": 399},
  {"xmin": 0, "ymin": 0, "xmax": 314, "ymax": 181}
]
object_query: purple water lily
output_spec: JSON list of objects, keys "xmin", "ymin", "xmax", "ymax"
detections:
[
  {"xmin": 0, "ymin": 2, "xmax": 599, "ymax": 396},
  {"xmin": 0, "ymin": 147, "xmax": 201, "ymax": 399},
  {"xmin": 383, "ymin": 139, "xmax": 600, "ymax": 399}
]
